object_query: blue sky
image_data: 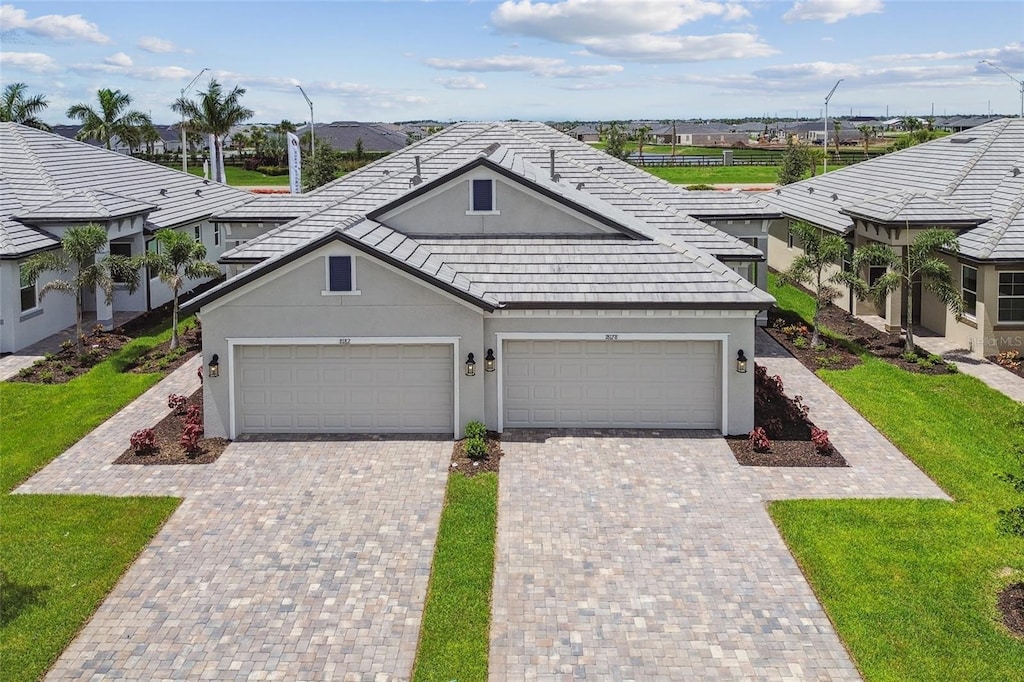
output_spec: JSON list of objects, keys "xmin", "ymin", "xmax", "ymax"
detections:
[{"xmin": 2, "ymin": 1, "xmax": 1022, "ymax": 125}]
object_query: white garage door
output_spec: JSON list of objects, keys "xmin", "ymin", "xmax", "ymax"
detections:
[
  {"xmin": 236, "ymin": 344, "xmax": 454, "ymax": 434},
  {"xmin": 503, "ymin": 339, "xmax": 721, "ymax": 429}
]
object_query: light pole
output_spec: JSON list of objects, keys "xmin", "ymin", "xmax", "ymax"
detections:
[
  {"xmin": 980, "ymin": 60, "xmax": 1024, "ymax": 118},
  {"xmin": 297, "ymin": 85, "xmax": 314, "ymax": 156},
  {"xmin": 180, "ymin": 67, "xmax": 209, "ymax": 173},
  {"xmin": 823, "ymin": 78, "xmax": 843, "ymax": 175}
]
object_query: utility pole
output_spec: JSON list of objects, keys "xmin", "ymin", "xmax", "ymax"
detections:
[
  {"xmin": 180, "ymin": 68, "xmax": 209, "ymax": 174},
  {"xmin": 823, "ymin": 79, "xmax": 843, "ymax": 175},
  {"xmin": 297, "ymin": 85, "xmax": 314, "ymax": 156}
]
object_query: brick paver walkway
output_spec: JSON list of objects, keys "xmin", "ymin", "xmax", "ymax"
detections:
[
  {"xmin": 489, "ymin": 331, "xmax": 948, "ymax": 680},
  {"xmin": 17, "ymin": 358, "xmax": 452, "ymax": 681}
]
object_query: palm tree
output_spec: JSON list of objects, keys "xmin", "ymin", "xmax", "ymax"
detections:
[
  {"xmin": 274, "ymin": 119, "xmax": 297, "ymax": 134},
  {"xmin": 0, "ymin": 83, "xmax": 51, "ymax": 130},
  {"xmin": 232, "ymin": 130, "xmax": 250, "ymax": 157},
  {"xmin": 140, "ymin": 122, "xmax": 162, "ymax": 157},
  {"xmin": 857, "ymin": 124, "xmax": 873, "ymax": 158},
  {"xmin": 173, "ymin": 79, "xmax": 253, "ymax": 184},
  {"xmin": 634, "ymin": 124, "xmax": 652, "ymax": 163},
  {"xmin": 66, "ymin": 88, "xmax": 151, "ymax": 150},
  {"xmin": 778, "ymin": 221, "xmax": 866, "ymax": 347},
  {"xmin": 832, "ymin": 119, "xmax": 843, "ymax": 159},
  {"xmin": 142, "ymin": 229, "xmax": 221, "ymax": 349},
  {"xmin": 853, "ymin": 228, "xmax": 964, "ymax": 353},
  {"xmin": 249, "ymin": 126, "xmax": 267, "ymax": 161},
  {"xmin": 21, "ymin": 224, "xmax": 142, "ymax": 349}
]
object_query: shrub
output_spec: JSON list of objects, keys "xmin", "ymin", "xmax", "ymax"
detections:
[
  {"xmin": 901, "ymin": 351, "xmax": 919, "ymax": 364},
  {"xmin": 748, "ymin": 427, "xmax": 771, "ymax": 453},
  {"xmin": 43, "ymin": 353, "xmax": 55, "ymax": 362},
  {"xmin": 811, "ymin": 426, "xmax": 832, "ymax": 455},
  {"xmin": 39, "ymin": 370, "xmax": 54, "ymax": 383},
  {"xmin": 793, "ymin": 337, "xmax": 809, "ymax": 349},
  {"xmin": 184, "ymin": 405, "xmax": 203, "ymax": 429},
  {"xmin": 180, "ymin": 423, "xmax": 203, "ymax": 456},
  {"xmin": 167, "ymin": 394, "xmax": 188, "ymax": 414},
  {"xmin": 763, "ymin": 417, "xmax": 784, "ymax": 438},
  {"xmin": 995, "ymin": 350, "xmax": 1023, "ymax": 370},
  {"xmin": 17, "ymin": 367, "xmax": 32, "ymax": 378},
  {"xmin": 61, "ymin": 363, "xmax": 75, "ymax": 375},
  {"xmin": 465, "ymin": 436, "xmax": 487, "ymax": 460},
  {"xmin": 130, "ymin": 428, "xmax": 157, "ymax": 455},
  {"xmin": 60, "ymin": 339, "xmax": 74, "ymax": 351},
  {"xmin": 464, "ymin": 420, "xmax": 487, "ymax": 440}
]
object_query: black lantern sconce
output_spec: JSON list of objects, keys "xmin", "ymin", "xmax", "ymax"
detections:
[
  {"xmin": 465, "ymin": 352, "xmax": 476, "ymax": 377},
  {"xmin": 208, "ymin": 353, "xmax": 220, "ymax": 378},
  {"xmin": 736, "ymin": 349, "xmax": 748, "ymax": 374},
  {"xmin": 484, "ymin": 348, "xmax": 496, "ymax": 372}
]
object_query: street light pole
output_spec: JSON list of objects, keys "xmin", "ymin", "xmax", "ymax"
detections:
[
  {"xmin": 823, "ymin": 78, "xmax": 843, "ymax": 175},
  {"xmin": 180, "ymin": 67, "xmax": 209, "ymax": 173},
  {"xmin": 297, "ymin": 85, "xmax": 314, "ymax": 156},
  {"xmin": 980, "ymin": 60, "xmax": 1024, "ymax": 118}
]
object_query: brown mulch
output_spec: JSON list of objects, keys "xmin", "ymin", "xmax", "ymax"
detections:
[
  {"xmin": 125, "ymin": 325, "xmax": 201, "ymax": 374},
  {"xmin": 726, "ymin": 436, "xmax": 847, "ymax": 467},
  {"xmin": 114, "ymin": 389, "xmax": 229, "ymax": 465},
  {"xmin": 989, "ymin": 354, "xmax": 1024, "ymax": 380},
  {"xmin": 998, "ymin": 583, "xmax": 1024, "ymax": 637},
  {"xmin": 450, "ymin": 432, "xmax": 503, "ymax": 476},
  {"xmin": 9, "ymin": 328, "xmax": 133, "ymax": 384}
]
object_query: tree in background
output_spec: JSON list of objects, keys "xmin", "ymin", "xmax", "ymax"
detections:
[
  {"xmin": 66, "ymin": 88, "xmax": 151, "ymax": 150},
  {"xmin": 777, "ymin": 138, "xmax": 812, "ymax": 185},
  {"xmin": 249, "ymin": 126, "xmax": 267, "ymax": 160},
  {"xmin": 853, "ymin": 228, "xmax": 964, "ymax": 353},
  {"xmin": 232, "ymin": 130, "xmax": 250, "ymax": 157},
  {"xmin": 303, "ymin": 146, "xmax": 341, "ymax": 192},
  {"xmin": 21, "ymin": 224, "xmax": 142, "ymax": 349},
  {"xmin": 778, "ymin": 221, "xmax": 865, "ymax": 347},
  {"xmin": 172, "ymin": 79, "xmax": 253, "ymax": 183},
  {"xmin": 142, "ymin": 229, "xmax": 221, "ymax": 350},
  {"xmin": 634, "ymin": 124, "xmax": 652, "ymax": 163},
  {"xmin": 0, "ymin": 83, "xmax": 51, "ymax": 130},
  {"xmin": 857, "ymin": 124, "xmax": 873, "ymax": 158},
  {"xmin": 604, "ymin": 122, "xmax": 629, "ymax": 160},
  {"xmin": 832, "ymin": 119, "xmax": 843, "ymax": 158}
]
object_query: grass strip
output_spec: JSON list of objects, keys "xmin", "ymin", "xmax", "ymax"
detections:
[
  {"xmin": 645, "ymin": 165, "xmax": 782, "ymax": 185},
  {"xmin": 413, "ymin": 472, "xmax": 498, "ymax": 682},
  {"xmin": 768, "ymin": 279, "xmax": 1024, "ymax": 680},
  {"xmin": 0, "ymin": 317, "xmax": 187, "ymax": 680}
]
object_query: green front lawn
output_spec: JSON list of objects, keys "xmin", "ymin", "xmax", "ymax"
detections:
[
  {"xmin": 413, "ymin": 472, "xmax": 498, "ymax": 682},
  {"xmin": 769, "ymin": 280, "xmax": 1024, "ymax": 680},
  {"xmin": 185, "ymin": 165, "xmax": 290, "ymax": 186},
  {"xmin": 0, "ymin": 322, "xmax": 184, "ymax": 681},
  {"xmin": 645, "ymin": 165, "xmax": 782, "ymax": 185}
]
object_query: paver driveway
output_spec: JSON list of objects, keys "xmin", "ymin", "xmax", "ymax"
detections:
[
  {"xmin": 20, "ymin": 432, "xmax": 451, "ymax": 680},
  {"xmin": 490, "ymin": 426, "xmax": 947, "ymax": 680}
]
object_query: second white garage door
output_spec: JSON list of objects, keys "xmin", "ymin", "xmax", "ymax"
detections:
[
  {"xmin": 236, "ymin": 344, "xmax": 454, "ymax": 434},
  {"xmin": 503, "ymin": 339, "xmax": 721, "ymax": 429}
]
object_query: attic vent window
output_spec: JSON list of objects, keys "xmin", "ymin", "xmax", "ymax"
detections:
[{"xmin": 467, "ymin": 178, "xmax": 498, "ymax": 214}]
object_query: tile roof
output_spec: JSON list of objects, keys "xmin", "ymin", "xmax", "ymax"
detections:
[
  {"xmin": 760, "ymin": 118, "xmax": 1024, "ymax": 260},
  {"xmin": 0, "ymin": 122, "xmax": 253, "ymax": 257},
  {"xmin": 840, "ymin": 192, "xmax": 989, "ymax": 226}
]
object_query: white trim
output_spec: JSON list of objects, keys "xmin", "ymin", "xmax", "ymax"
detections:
[
  {"xmin": 226, "ymin": 336, "xmax": 460, "ymax": 439},
  {"xmin": 997, "ymin": 270, "xmax": 1024, "ymax": 324},
  {"xmin": 490, "ymin": 308, "xmax": 757, "ymax": 319},
  {"xmin": 961, "ymin": 264, "xmax": 978, "ymax": 320},
  {"xmin": 494, "ymin": 332, "xmax": 729, "ymax": 434}
]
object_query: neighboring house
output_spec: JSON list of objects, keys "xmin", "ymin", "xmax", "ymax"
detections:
[
  {"xmin": 761, "ymin": 118, "xmax": 1024, "ymax": 355},
  {"xmin": 568, "ymin": 124, "xmax": 600, "ymax": 142},
  {"xmin": 0, "ymin": 122, "xmax": 254, "ymax": 353},
  {"xmin": 300, "ymin": 121, "xmax": 408, "ymax": 153},
  {"xmin": 185, "ymin": 121, "xmax": 780, "ymax": 440}
]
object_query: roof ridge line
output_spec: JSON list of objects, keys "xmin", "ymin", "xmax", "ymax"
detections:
[
  {"xmin": 13, "ymin": 127, "xmax": 62, "ymax": 202},
  {"xmin": 977, "ymin": 176, "xmax": 1024, "ymax": 259},
  {"xmin": 941, "ymin": 118, "xmax": 1009, "ymax": 195}
]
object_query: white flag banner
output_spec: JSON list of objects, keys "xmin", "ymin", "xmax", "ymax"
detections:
[{"xmin": 287, "ymin": 132, "xmax": 302, "ymax": 194}]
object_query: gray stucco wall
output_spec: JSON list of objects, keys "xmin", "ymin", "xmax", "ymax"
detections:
[{"xmin": 381, "ymin": 169, "xmax": 616, "ymax": 236}]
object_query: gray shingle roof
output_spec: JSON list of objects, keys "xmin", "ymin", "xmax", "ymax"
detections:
[
  {"xmin": 761, "ymin": 118, "xmax": 1024, "ymax": 260},
  {"xmin": 1, "ymin": 122, "xmax": 253, "ymax": 257},
  {"xmin": 840, "ymin": 192, "xmax": 989, "ymax": 225}
]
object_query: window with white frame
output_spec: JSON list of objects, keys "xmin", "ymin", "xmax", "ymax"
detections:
[
  {"xmin": 999, "ymin": 271, "xmax": 1024, "ymax": 323},
  {"xmin": 962, "ymin": 265, "xmax": 978, "ymax": 318},
  {"xmin": 19, "ymin": 263, "xmax": 37, "ymax": 312},
  {"xmin": 469, "ymin": 179, "xmax": 496, "ymax": 213},
  {"xmin": 194, "ymin": 225, "xmax": 201, "ymax": 242},
  {"xmin": 325, "ymin": 255, "xmax": 356, "ymax": 293},
  {"xmin": 787, "ymin": 229, "xmax": 795, "ymax": 249},
  {"xmin": 213, "ymin": 223, "xmax": 221, "ymax": 246}
]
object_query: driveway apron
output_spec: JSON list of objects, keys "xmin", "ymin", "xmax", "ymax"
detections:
[{"xmin": 18, "ymin": 362, "xmax": 451, "ymax": 681}]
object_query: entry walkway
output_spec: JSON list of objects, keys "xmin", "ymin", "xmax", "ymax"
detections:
[{"xmin": 18, "ymin": 358, "xmax": 452, "ymax": 680}]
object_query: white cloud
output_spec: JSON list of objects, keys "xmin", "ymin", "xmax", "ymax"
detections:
[
  {"xmin": 435, "ymin": 76, "xmax": 487, "ymax": 90},
  {"xmin": 137, "ymin": 36, "xmax": 191, "ymax": 54},
  {"xmin": 581, "ymin": 32, "xmax": 777, "ymax": 62},
  {"xmin": 0, "ymin": 4, "xmax": 110, "ymax": 43},
  {"xmin": 103, "ymin": 52, "xmax": 133, "ymax": 68},
  {"xmin": 70, "ymin": 62, "xmax": 194, "ymax": 82},
  {"xmin": 0, "ymin": 50, "xmax": 58, "ymax": 73},
  {"xmin": 877, "ymin": 42, "xmax": 1024, "ymax": 69},
  {"xmin": 783, "ymin": 0, "xmax": 883, "ymax": 24},
  {"xmin": 424, "ymin": 54, "xmax": 623, "ymax": 77}
]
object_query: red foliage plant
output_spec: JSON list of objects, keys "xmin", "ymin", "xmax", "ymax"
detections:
[
  {"xmin": 748, "ymin": 427, "xmax": 771, "ymax": 453},
  {"xmin": 184, "ymin": 404, "xmax": 202, "ymax": 428},
  {"xmin": 180, "ymin": 423, "xmax": 203, "ymax": 455},
  {"xmin": 130, "ymin": 428, "xmax": 157, "ymax": 455},
  {"xmin": 167, "ymin": 393, "xmax": 187, "ymax": 414},
  {"xmin": 811, "ymin": 426, "xmax": 832, "ymax": 455}
]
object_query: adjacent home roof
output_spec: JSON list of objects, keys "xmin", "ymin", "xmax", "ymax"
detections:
[
  {"xmin": 300, "ymin": 121, "xmax": 408, "ymax": 152},
  {"xmin": 0, "ymin": 122, "xmax": 253, "ymax": 258},
  {"xmin": 760, "ymin": 118, "xmax": 1024, "ymax": 260},
  {"xmin": 189, "ymin": 121, "xmax": 774, "ymax": 312}
]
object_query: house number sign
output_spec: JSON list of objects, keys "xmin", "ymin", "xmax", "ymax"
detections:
[
  {"xmin": 605, "ymin": 334, "xmax": 619, "ymax": 341},
  {"xmin": 338, "ymin": 338, "xmax": 351, "ymax": 345}
]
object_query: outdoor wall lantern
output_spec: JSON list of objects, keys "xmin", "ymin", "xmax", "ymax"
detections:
[
  {"xmin": 736, "ymin": 350, "xmax": 748, "ymax": 374},
  {"xmin": 465, "ymin": 352, "xmax": 476, "ymax": 377},
  {"xmin": 208, "ymin": 354, "xmax": 220, "ymax": 378},
  {"xmin": 484, "ymin": 349, "xmax": 496, "ymax": 372}
]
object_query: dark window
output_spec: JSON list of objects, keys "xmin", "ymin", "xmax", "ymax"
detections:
[
  {"xmin": 213, "ymin": 223, "xmax": 221, "ymax": 246},
  {"xmin": 328, "ymin": 256, "xmax": 353, "ymax": 292},
  {"xmin": 471, "ymin": 179, "xmax": 494, "ymax": 212},
  {"xmin": 109, "ymin": 242, "xmax": 132, "ymax": 283},
  {"xmin": 19, "ymin": 263, "xmax": 36, "ymax": 312},
  {"xmin": 962, "ymin": 265, "xmax": 977, "ymax": 318},
  {"xmin": 999, "ymin": 271, "xmax": 1024, "ymax": 322},
  {"xmin": 869, "ymin": 266, "xmax": 887, "ymax": 287},
  {"xmin": 194, "ymin": 225, "xmax": 201, "ymax": 242}
]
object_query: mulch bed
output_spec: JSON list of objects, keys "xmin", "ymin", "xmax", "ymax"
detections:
[
  {"xmin": 998, "ymin": 583, "xmax": 1024, "ymax": 637},
  {"xmin": 989, "ymin": 353, "xmax": 1024, "ymax": 380},
  {"xmin": 727, "ymin": 436, "xmax": 847, "ymax": 467},
  {"xmin": 9, "ymin": 328, "xmax": 133, "ymax": 384},
  {"xmin": 113, "ymin": 389, "xmax": 229, "ymax": 465},
  {"xmin": 125, "ymin": 325, "xmax": 201, "ymax": 375},
  {"xmin": 450, "ymin": 432, "xmax": 503, "ymax": 476}
]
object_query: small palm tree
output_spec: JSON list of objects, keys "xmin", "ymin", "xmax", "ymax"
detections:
[
  {"xmin": 143, "ymin": 229, "xmax": 221, "ymax": 349},
  {"xmin": 778, "ymin": 221, "xmax": 866, "ymax": 347},
  {"xmin": 173, "ymin": 80, "xmax": 253, "ymax": 183},
  {"xmin": 22, "ymin": 224, "xmax": 142, "ymax": 349},
  {"xmin": 857, "ymin": 124, "xmax": 873, "ymax": 158},
  {"xmin": 0, "ymin": 82, "xmax": 51, "ymax": 130},
  {"xmin": 853, "ymin": 228, "xmax": 964, "ymax": 353},
  {"xmin": 635, "ymin": 124, "xmax": 652, "ymax": 163},
  {"xmin": 66, "ymin": 88, "xmax": 151, "ymax": 150}
]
